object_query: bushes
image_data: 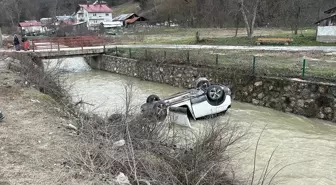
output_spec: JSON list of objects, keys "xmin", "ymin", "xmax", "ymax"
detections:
[{"xmin": 63, "ymin": 83, "xmax": 245, "ymax": 185}]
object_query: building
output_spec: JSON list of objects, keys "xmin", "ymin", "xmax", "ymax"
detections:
[
  {"xmin": 75, "ymin": 0, "xmax": 113, "ymax": 30},
  {"xmin": 113, "ymin": 13, "xmax": 148, "ymax": 27},
  {"xmin": 315, "ymin": 6, "xmax": 336, "ymax": 43},
  {"xmin": 55, "ymin": 16, "xmax": 75, "ymax": 26},
  {"xmin": 18, "ymin": 21, "xmax": 43, "ymax": 35}
]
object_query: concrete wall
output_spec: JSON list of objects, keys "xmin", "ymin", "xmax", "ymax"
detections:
[
  {"xmin": 87, "ymin": 55, "xmax": 336, "ymax": 122},
  {"xmin": 317, "ymin": 26, "xmax": 336, "ymax": 43}
]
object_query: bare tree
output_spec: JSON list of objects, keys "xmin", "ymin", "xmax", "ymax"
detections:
[{"xmin": 238, "ymin": 0, "xmax": 262, "ymax": 39}]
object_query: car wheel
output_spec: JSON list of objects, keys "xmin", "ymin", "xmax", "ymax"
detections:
[
  {"xmin": 146, "ymin": 94, "xmax": 160, "ymax": 103},
  {"xmin": 153, "ymin": 101, "xmax": 167, "ymax": 121},
  {"xmin": 195, "ymin": 77, "xmax": 210, "ymax": 89},
  {"xmin": 206, "ymin": 85, "xmax": 225, "ymax": 106}
]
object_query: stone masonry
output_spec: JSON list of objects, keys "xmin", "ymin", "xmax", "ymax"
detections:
[{"xmin": 86, "ymin": 55, "xmax": 336, "ymax": 123}]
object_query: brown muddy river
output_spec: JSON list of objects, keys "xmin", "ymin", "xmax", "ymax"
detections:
[{"xmin": 53, "ymin": 58, "xmax": 336, "ymax": 185}]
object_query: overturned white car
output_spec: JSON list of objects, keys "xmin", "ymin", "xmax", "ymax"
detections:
[{"xmin": 141, "ymin": 78, "xmax": 232, "ymax": 127}]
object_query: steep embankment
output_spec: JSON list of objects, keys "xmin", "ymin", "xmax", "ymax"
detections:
[{"xmin": 0, "ymin": 56, "xmax": 85, "ymax": 184}]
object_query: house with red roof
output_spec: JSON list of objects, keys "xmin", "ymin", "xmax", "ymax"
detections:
[
  {"xmin": 75, "ymin": 0, "xmax": 113, "ymax": 30},
  {"xmin": 18, "ymin": 21, "xmax": 43, "ymax": 34}
]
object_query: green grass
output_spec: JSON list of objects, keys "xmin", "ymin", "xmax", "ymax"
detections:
[{"xmin": 124, "ymin": 27, "xmax": 336, "ymax": 46}]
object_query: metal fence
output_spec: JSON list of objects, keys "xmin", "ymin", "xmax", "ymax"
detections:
[
  {"xmin": 107, "ymin": 47, "xmax": 336, "ymax": 83},
  {"xmin": 30, "ymin": 36, "xmax": 116, "ymax": 51}
]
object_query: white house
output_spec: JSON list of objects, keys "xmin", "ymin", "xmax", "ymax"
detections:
[
  {"xmin": 315, "ymin": 7, "xmax": 336, "ymax": 43},
  {"xmin": 75, "ymin": 0, "xmax": 113, "ymax": 30},
  {"xmin": 18, "ymin": 21, "xmax": 43, "ymax": 34}
]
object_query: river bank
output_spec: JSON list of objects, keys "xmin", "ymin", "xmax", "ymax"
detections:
[
  {"xmin": 0, "ymin": 55, "xmax": 129, "ymax": 184},
  {"xmin": 0, "ymin": 56, "xmax": 80, "ymax": 184},
  {"xmin": 0, "ymin": 54, "xmax": 242, "ymax": 185}
]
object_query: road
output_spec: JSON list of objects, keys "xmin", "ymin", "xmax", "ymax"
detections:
[{"xmin": 113, "ymin": 44, "xmax": 336, "ymax": 52}]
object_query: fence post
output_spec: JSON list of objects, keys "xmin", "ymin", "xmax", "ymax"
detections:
[
  {"xmin": 145, "ymin": 49, "xmax": 148, "ymax": 59},
  {"xmin": 50, "ymin": 41, "xmax": 52, "ymax": 51},
  {"xmin": 187, "ymin": 50, "xmax": 190, "ymax": 63},
  {"xmin": 115, "ymin": 46, "xmax": 118, "ymax": 56},
  {"xmin": 252, "ymin": 55, "xmax": 256, "ymax": 75},
  {"xmin": 57, "ymin": 41, "xmax": 60, "ymax": 52},
  {"xmin": 216, "ymin": 54, "xmax": 219, "ymax": 65},
  {"xmin": 302, "ymin": 57, "xmax": 306, "ymax": 78},
  {"xmin": 164, "ymin": 51, "xmax": 166, "ymax": 60},
  {"xmin": 129, "ymin": 48, "xmax": 132, "ymax": 58},
  {"xmin": 32, "ymin": 40, "xmax": 35, "ymax": 52}
]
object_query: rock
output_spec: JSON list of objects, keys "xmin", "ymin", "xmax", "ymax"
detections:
[
  {"xmin": 269, "ymin": 86, "xmax": 274, "ymax": 91},
  {"xmin": 253, "ymin": 93, "xmax": 257, "ymax": 97},
  {"xmin": 113, "ymin": 139, "xmax": 126, "ymax": 148},
  {"xmin": 4, "ymin": 57, "xmax": 14, "ymax": 63},
  {"xmin": 252, "ymin": 99, "xmax": 259, "ymax": 105},
  {"xmin": 114, "ymin": 172, "xmax": 130, "ymax": 185},
  {"xmin": 317, "ymin": 112, "xmax": 325, "ymax": 119},
  {"xmin": 257, "ymin": 93, "xmax": 264, "ymax": 99},
  {"xmin": 66, "ymin": 123, "xmax": 78, "ymax": 131},
  {"xmin": 248, "ymin": 85, "xmax": 253, "ymax": 92},
  {"xmin": 108, "ymin": 114, "xmax": 123, "ymax": 123},
  {"xmin": 285, "ymin": 108, "xmax": 293, "ymax": 112},
  {"xmin": 284, "ymin": 86, "xmax": 291, "ymax": 92},
  {"xmin": 297, "ymin": 100, "xmax": 304, "ymax": 108},
  {"xmin": 254, "ymin": 81, "xmax": 263, "ymax": 87},
  {"xmin": 301, "ymin": 88, "xmax": 310, "ymax": 99},
  {"xmin": 290, "ymin": 101, "xmax": 296, "ymax": 107},
  {"xmin": 159, "ymin": 67, "xmax": 163, "ymax": 72},
  {"xmin": 324, "ymin": 107, "xmax": 333, "ymax": 114},
  {"xmin": 318, "ymin": 86, "xmax": 326, "ymax": 93}
]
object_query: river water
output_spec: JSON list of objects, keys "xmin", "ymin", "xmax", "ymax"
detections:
[{"xmin": 51, "ymin": 57, "xmax": 336, "ymax": 185}]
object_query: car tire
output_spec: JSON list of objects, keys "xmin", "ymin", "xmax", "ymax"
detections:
[
  {"xmin": 195, "ymin": 77, "xmax": 210, "ymax": 89},
  {"xmin": 206, "ymin": 85, "xmax": 225, "ymax": 106},
  {"xmin": 146, "ymin": 94, "xmax": 160, "ymax": 103},
  {"xmin": 153, "ymin": 101, "xmax": 168, "ymax": 121}
]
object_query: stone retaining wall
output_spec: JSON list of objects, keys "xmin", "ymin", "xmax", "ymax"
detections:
[{"xmin": 86, "ymin": 55, "xmax": 336, "ymax": 122}]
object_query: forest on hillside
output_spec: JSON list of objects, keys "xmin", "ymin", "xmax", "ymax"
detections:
[{"xmin": 0, "ymin": 0, "xmax": 335, "ymax": 32}]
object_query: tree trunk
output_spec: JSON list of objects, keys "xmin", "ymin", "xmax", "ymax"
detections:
[
  {"xmin": 250, "ymin": 0, "xmax": 261, "ymax": 39},
  {"xmin": 234, "ymin": 13, "xmax": 240, "ymax": 37},
  {"xmin": 167, "ymin": 15, "xmax": 171, "ymax": 27},
  {"xmin": 239, "ymin": 0, "xmax": 261, "ymax": 39},
  {"xmin": 240, "ymin": 5, "xmax": 251, "ymax": 39},
  {"xmin": 294, "ymin": 6, "xmax": 301, "ymax": 35}
]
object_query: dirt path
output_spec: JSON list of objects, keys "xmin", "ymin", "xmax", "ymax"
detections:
[{"xmin": 0, "ymin": 56, "xmax": 84, "ymax": 185}]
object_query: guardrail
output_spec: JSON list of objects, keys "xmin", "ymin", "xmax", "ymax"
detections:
[{"xmin": 30, "ymin": 36, "xmax": 114, "ymax": 52}]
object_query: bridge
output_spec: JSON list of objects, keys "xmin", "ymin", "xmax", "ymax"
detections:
[{"xmin": 0, "ymin": 36, "xmax": 115, "ymax": 58}]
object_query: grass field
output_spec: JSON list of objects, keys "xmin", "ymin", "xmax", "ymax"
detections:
[
  {"xmin": 116, "ymin": 27, "xmax": 336, "ymax": 46},
  {"xmin": 107, "ymin": 47, "xmax": 336, "ymax": 82}
]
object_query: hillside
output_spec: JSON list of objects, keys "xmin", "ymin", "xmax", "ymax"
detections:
[{"xmin": 112, "ymin": 1, "xmax": 141, "ymax": 17}]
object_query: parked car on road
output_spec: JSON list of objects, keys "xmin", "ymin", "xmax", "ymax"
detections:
[{"xmin": 141, "ymin": 78, "xmax": 232, "ymax": 127}]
